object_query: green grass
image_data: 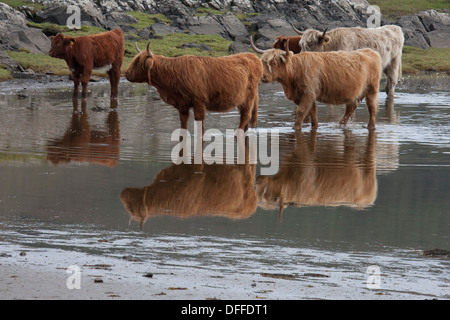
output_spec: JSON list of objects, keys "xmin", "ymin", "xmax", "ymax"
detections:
[
  {"xmin": 195, "ymin": 7, "xmax": 225, "ymax": 16},
  {"xmin": 402, "ymin": 46, "xmax": 450, "ymax": 73},
  {"xmin": 368, "ymin": 0, "xmax": 449, "ymax": 18},
  {"xmin": 0, "ymin": 67, "xmax": 12, "ymax": 82},
  {"xmin": 126, "ymin": 33, "xmax": 232, "ymax": 59},
  {"xmin": 5, "ymin": 50, "xmax": 70, "ymax": 75},
  {"xmin": 0, "ymin": 0, "xmax": 44, "ymax": 11},
  {"xmin": 127, "ymin": 11, "xmax": 171, "ymax": 30}
]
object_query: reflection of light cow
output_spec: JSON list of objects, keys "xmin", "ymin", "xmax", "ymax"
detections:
[
  {"xmin": 124, "ymin": 43, "xmax": 262, "ymax": 131},
  {"xmin": 47, "ymin": 99, "xmax": 120, "ymax": 167},
  {"xmin": 293, "ymin": 25, "xmax": 404, "ymax": 98},
  {"xmin": 256, "ymin": 130, "xmax": 377, "ymax": 218},
  {"xmin": 49, "ymin": 28, "xmax": 124, "ymax": 99},
  {"xmin": 273, "ymin": 35, "xmax": 302, "ymax": 53},
  {"xmin": 251, "ymin": 38, "xmax": 382, "ymax": 130},
  {"xmin": 120, "ymin": 163, "xmax": 257, "ymax": 229}
]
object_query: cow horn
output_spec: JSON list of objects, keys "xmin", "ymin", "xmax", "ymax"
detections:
[
  {"xmin": 250, "ymin": 36, "xmax": 266, "ymax": 54},
  {"xmin": 322, "ymin": 28, "xmax": 328, "ymax": 38},
  {"xmin": 135, "ymin": 42, "xmax": 142, "ymax": 53},
  {"xmin": 292, "ymin": 25, "xmax": 304, "ymax": 35},
  {"xmin": 284, "ymin": 39, "xmax": 291, "ymax": 56},
  {"xmin": 146, "ymin": 42, "xmax": 153, "ymax": 57}
]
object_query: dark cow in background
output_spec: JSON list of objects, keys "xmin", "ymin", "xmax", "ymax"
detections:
[
  {"xmin": 125, "ymin": 43, "xmax": 262, "ymax": 132},
  {"xmin": 251, "ymin": 38, "xmax": 382, "ymax": 130},
  {"xmin": 49, "ymin": 28, "xmax": 124, "ymax": 99},
  {"xmin": 294, "ymin": 25, "xmax": 404, "ymax": 98},
  {"xmin": 273, "ymin": 35, "xmax": 302, "ymax": 53}
]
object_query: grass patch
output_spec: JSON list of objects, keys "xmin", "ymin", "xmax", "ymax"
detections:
[
  {"xmin": 0, "ymin": 67, "xmax": 12, "ymax": 82},
  {"xmin": 402, "ymin": 46, "xmax": 450, "ymax": 74},
  {"xmin": 0, "ymin": 0, "xmax": 44, "ymax": 11},
  {"xmin": 195, "ymin": 7, "xmax": 226, "ymax": 16},
  {"xmin": 127, "ymin": 11, "xmax": 171, "ymax": 30},
  {"xmin": 125, "ymin": 33, "xmax": 232, "ymax": 60},
  {"xmin": 368, "ymin": 0, "xmax": 449, "ymax": 18},
  {"xmin": 27, "ymin": 21, "xmax": 107, "ymax": 37},
  {"xmin": 5, "ymin": 50, "xmax": 70, "ymax": 75}
]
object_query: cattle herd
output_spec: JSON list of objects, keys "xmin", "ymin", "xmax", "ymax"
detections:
[{"xmin": 49, "ymin": 24, "xmax": 405, "ymax": 131}]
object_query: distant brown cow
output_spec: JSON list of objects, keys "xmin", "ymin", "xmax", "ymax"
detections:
[
  {"xmin": 120, "ymin": 163, "xmax": 257, "ymax": 229},
  {"xmin": 251, "ymin": 37, "xmax": 382, "ymax": 130},
  {"xmin": 124, "ymin": 43, "xmax": 262, "ymax": 131},
  {"xmin": 49, "ymin": 28, "xmax": 124, "ymax": 99},
  {"xmin": 273, "ymin": 35, "xmax": 302, "ymax": 53}
]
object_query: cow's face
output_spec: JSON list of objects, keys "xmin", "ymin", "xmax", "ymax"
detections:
[
  {"xmin": 125, "ymin": 45, "xmax": 154, "ymax": 84},
  {"xmin": 299, "ymin": 29, "xmax": 330, "ymax": 52},
  {"xmin": 273, "ymin": 36, "xmax": 288, "ymax": 51},
  {"xmin": 49, "ymin": 33, "xmax": 75, "ymax": 58},
  {"xmin": 260, "ymin": 49, "xmax": 291, "ymax": 83}
]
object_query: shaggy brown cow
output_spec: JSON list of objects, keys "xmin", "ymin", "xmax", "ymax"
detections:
[
  {"xmin": 47, "ymin": 99, "xmax": 120, "ymax": 167},
  {"xmin": 273, "ymin": 35, "xmax": 302, "ymax": 53},
  {"xmin": 251, "ymin": 38, "xmax": 382, "ymax": 130},
  {"xmin": 120, "ymin": 163, "xmax": 257, "ymax": 229},
  {"xmin": 256, "ymin": 130, "xmax": 377, "ymax": 218},
  {"xmin": 49, "ymin": 28, "xmax": 124, "ymax": 99},
  {"xmin": 293, "ymin": 25, "xmax": 404, "ymax": 98},
  {"xmin": 124, "ymin": 43, "xmax": 262, "ymax": 131}
]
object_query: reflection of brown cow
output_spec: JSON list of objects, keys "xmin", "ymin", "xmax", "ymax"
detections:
[
  {"xmin": 46, "ymin": 99, "xmax": 120, "ymax": 167},
  {"xmin": 49, "ymin": 28, "xmax": 124, "ymax": 99},
  {"xmin": 120, "ymin": 163, "xmax": 257, "ymax": 229},
  {"xmin": 256, "ymin": 130, "xmax": 377, "ymax": 218}
]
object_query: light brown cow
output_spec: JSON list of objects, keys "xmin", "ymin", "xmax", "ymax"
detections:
[
  {"xmin": 120, "ymin": 163, "xmax": 257, "ymax": 229},
  {"xmin": 256, "ymin": 130, "xmax": 377, "ymax": 219},
  {"xmin": 124, "ymin": 43, "xmax": 262, "ymax": 132},
  {"xmin": 294, "ymin": 25, "xmax": 404, "ymax": 98},
  {"xmin": 251, "ymin": 37, "xmax": 382, "ymax": 130}
]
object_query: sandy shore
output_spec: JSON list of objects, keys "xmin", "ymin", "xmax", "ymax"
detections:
[{"xmin": 1, "ymin": 242, "xmax": 447, "ymax": 301}]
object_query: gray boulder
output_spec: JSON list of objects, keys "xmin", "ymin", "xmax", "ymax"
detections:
[{"xmin": 0, "ymin": 3, "xmax": 50, "ymax": 54}]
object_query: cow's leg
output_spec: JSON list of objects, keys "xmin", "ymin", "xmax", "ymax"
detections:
[
  {"xmin": 309, "ymin": 102, "xmax": 319, "ymax": 129},
  {"xmin": 108, "ymin": 65, "xmax": 121, "ymax": 100},
  {"xmin": 238, "ymin": 105, "xmax": 252, "ymax": 132},
  {"xmin": 293, "ymin": 96, "xmax": 314, "ymax": 130},
  {"xmin": 365, "ymin": 91, "xmax": 378, "ymax": 130},
  {"xmin": 72, "ymin": 73, "xmax": 80, "ymax": 100},
  {"xmin": 193, "ymin": 105, "xmax": 206, "ymax": 135},
  {"xmin": 384, "ymin": 56, "xmax": 401, "ymax": 98},
  {"xmin": 79, "ymin": 69, "xmax": 91, "ymax": 100},
  {"xmin": 340, "ymin": 101, "xmax": 358, "ymax": 127},
  {"xmin": 179, "ymin": 108, "xmax": 190, "ymax": 130},
  {"xmin": 250, "ymin": 95, "xmax": 259, "ymax": 128}
]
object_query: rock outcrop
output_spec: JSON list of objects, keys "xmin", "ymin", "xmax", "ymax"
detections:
[{"xmin": 1, "ymin": 0, "xmax": 449, "ymax": 63}]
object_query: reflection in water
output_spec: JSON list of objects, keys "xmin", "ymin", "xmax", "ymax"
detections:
[
  {"xmin": 121, "ymin": 162, "xmax": 257, "ymax": 229},
  {"xmin": 46, "ymin": 99, "xmax": 120, "ymax": 167},
  {"xmin": 256, "ymin": 130, "xmax": 377, "ymax": 218}
]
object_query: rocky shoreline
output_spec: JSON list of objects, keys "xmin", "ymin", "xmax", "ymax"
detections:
[{"xmin": 0, "ymin": 0, "xmax": 449, "ymax": 75}]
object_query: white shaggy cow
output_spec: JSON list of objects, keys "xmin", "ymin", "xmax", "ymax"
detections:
[{"xmin": 294, "ymin": 25, "xmax": 404, "ymax": 98}]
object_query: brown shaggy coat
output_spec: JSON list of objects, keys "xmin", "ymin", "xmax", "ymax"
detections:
[
  {"xmin": 49, "ymin": 28, "xmax": 124, "ymax": 99},
  {"xmin": 259, "ymin": 47, "xmax": 382, "ymax": 130},
  {"xmin": 125, "ymin": 46, "xmax": 263, "ymax": 131}
]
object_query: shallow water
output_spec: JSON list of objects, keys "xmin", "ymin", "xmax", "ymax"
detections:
[{"xmin": 0, "ymin": 76, "xmax": 449, "ymax": 299}]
